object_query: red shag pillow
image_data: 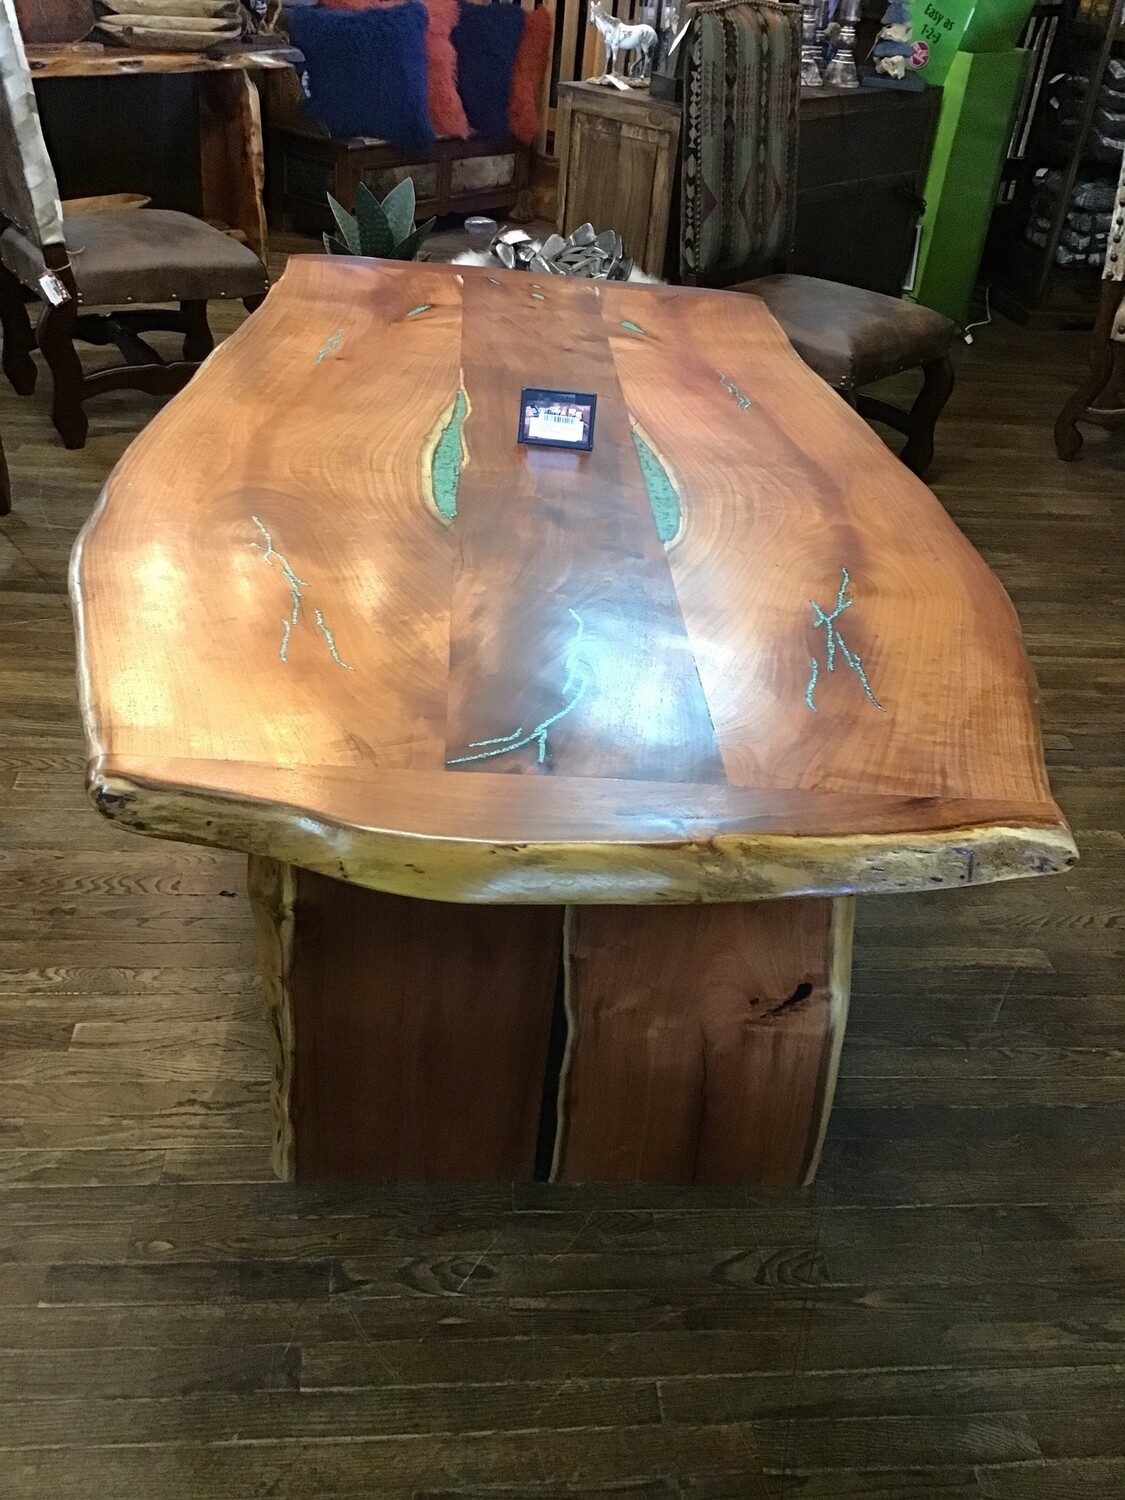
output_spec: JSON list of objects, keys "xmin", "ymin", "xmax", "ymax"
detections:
[
  {"xmin": 508, "ymin": 3, "xmax": 552, "ymax": 144},
  {"xmin": 320, "ymin": 0, "xmax": 469, "ymax": 139}
]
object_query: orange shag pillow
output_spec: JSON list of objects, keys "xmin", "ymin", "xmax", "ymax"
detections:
[
  {"xmin": 320, "ymin": 0, "xmax": 469, "ymax": 139},
  {"xmin": 508, "ymin": 3, "xmax": 552, "ymax": 145}
]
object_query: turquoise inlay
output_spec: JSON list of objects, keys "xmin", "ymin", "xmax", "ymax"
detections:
[
  {"xmin": 805, "ymin": 654, "xmax": 819, "ymax": 712},
  {"xmin": 431, "ymin": 389, "xmax": 468, "ymax": 523},
  {"xmin": 805, "ymin": 567, "xmax": 883, "ymax": 713},
  {"xmin": 251, "ymin": 516, "xmax": 353, "ymax": 671},
  {"xmin": 631, "ymin": 427, "xmax": 680, "ymax": 546},
  {"xmin": 313, "ymin": 608, "xmax": 352, "ymax": 670},
  {"xmin": 620, "ymin": 319, "xmax": 647, "ymax": 335},
  {"xmin": 448, "ymin": 609, "xmax": 590, "ymax": 767},
  {"xmin": 719, "ymin": 372, "xmax": 751, "ymax": 411},
  {"xmin": 531, "ymin": 291, "xmax": 545, "ymax": 301},
  {"xmin": 406, "ymin": 303, "xmax": 432, "ymax": 318},
  {"xmin": 314, "ymin": 328, "xmax": 344, "ymax": 365}
]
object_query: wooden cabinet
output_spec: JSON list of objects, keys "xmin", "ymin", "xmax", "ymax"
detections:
[
  {"xmin": 555, "ymin": 79, "xmax": 940, "ymax": 294},
  {"xmin": 556, "ymin": 82, "xmax": 680, "ymax": 278}
]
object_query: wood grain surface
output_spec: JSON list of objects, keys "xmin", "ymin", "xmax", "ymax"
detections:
[
  {"xmin": 248, "ymin": 856, "xmax": 562, "ymax": 1182},
  {"xmin": 2, "ymin": 257, "xmax": 1124, "ymax": 1494},
  {"xmin": 72, "ymin": 256, "xmax": 1075, "ymax": 901},
  {"xmin": 554, "ymin": 897, "xmax": 854, "ymax": 1186},
  {"xmin": 25, "ymin": 41, "xmax": 297, "ymax": 76}
]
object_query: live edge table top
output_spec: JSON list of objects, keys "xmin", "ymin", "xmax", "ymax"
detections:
[{"xmin": 71, "ymin": 256, "xmax": 1076, "ymax": 904}]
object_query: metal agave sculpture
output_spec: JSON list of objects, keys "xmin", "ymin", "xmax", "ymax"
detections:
[{"xmin": 323, "ymin": 178, "xmax": 436, "ymax": 261}]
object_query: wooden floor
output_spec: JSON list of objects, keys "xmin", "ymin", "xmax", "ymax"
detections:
[{"xmin": 0, "ymin": 260, "xmax": 1122, "ymax": 1498}]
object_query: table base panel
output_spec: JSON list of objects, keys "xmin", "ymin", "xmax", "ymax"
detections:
[
  {"xmin": 555, "ymin": 898, "xmax": 854, "ymax": 1187},
  {"xmin": 248, "ymin": 857, "xmax": 563, "ymax": 1181},
  {"xmin": 249, "ymin": 857, "xmax": 854, "ymax": 1187}
]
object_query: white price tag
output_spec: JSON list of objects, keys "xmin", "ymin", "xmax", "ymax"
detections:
[{"xmin": 38, "ymin": 271, "xmax": 70, "ymax": 306}]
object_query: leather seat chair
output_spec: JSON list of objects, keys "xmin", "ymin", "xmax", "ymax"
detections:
[
  {"xmin": 678, "ymin": 2, "xmax": 958, "ymax": 479},
  {"xmin": 734, "ymin": 274, "xmax": 957, "ymax": 477},
  {"xmin": 0, "ymin": 0, "xmax": 268, "ymax": 450}
]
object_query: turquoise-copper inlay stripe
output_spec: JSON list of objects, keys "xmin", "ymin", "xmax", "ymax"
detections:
[
  {"xmin": 620, "ymin": 319, "xmax": 647, "ymax": 335},
  {"xmin": 631, "ymin": 427, "xmax": 680, "ymax": 546},
  {"xmin": 431, "ymin": 389, "xmax": 468, "ymax": 523},
  {"xmin": 805, "ymin": 567, "xmax": 882, "ymax": 712},
  {"xmin": 314, "ymin": 328, "xmax": 344, "ymax": 365},
  {"xmin": 251, "ymin": 516, "xmax": 353, "ymax": 670},
  {"xmin": 719, "ymin": 372, "xmax": 751, "ymax": 411},
  {"xmin": 448, "ymin": 609, "xmax": 590, "ymax": 767},
  {"xmin": 406, "ymin": 304, "xmax": 432, "ymax": 318}
]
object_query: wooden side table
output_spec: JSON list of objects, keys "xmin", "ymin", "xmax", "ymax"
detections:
[
  {"xmin": 556, "ymin": 81, "xmax": 680, "ymax": 278},
  {"xmin": 27, "ymin": 42, "xmax": 300, "ymax": 262}
]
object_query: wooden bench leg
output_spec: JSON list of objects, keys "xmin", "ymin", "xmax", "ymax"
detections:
[
  {"xmin": 198, "ymin": 70, "xmax": 267, "ymax": 262},
  {"xmin": 553, "ymin": 898, "xmax": 855, "ymax": 1187}
]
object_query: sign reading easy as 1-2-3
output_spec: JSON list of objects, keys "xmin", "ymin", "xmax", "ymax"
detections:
[
  {"xmin": 911, "ymin": 0, "xmax": 961, "ymax": 81},
  {"xmin": 909, "ymin": 0, "xmax": 1036, "ymax": 87}
]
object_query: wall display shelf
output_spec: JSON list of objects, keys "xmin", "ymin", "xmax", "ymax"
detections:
[{"xmin": 986, "ymin": 0, "xmax": 1125, "ymax": 324}]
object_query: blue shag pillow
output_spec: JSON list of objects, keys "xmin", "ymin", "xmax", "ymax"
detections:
[
  {"xmin": 286, "ymin": 4, "xmax": 436, "ymax": 147},
  {"xmin": 452, "ymin": 1, "xmax": 525, "ymax": 139}
]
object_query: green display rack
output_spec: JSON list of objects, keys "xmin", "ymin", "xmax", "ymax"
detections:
[{"xmin": 910, "ymin": 45, "xmax": 1031, "ymax": 324}]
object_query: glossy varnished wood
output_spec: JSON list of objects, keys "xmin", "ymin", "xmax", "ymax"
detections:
[
  {"xmin": 1, "ymin": 265, "xmax": 1123, "ymax": 1492},
  {"xmin": 72, "ymin": 255, "xmax": 1074, "ymax": 901}
]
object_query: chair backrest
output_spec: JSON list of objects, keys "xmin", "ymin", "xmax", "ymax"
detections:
[
  {"xmin": 678, "ymin": 0, "xmax": 800, "ymax": 287},
  {"xmin": 0, "ymin": 0, "xmax": 64, "ymax": 250}
]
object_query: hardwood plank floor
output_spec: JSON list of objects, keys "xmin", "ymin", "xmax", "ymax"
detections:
[{"xmin": 0, "ymin": 249, "xmax": 1122, "ymax": 1498}]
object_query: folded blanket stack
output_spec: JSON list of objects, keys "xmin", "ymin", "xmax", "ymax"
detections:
[{"xmin": 95, "ymin": 0, "xmax": 244, "ymax": 50}]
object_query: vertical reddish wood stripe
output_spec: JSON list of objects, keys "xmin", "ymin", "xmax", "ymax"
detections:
[{"xmin": 445, "ymin": 274, "xmax": 724, "ymax": 784}]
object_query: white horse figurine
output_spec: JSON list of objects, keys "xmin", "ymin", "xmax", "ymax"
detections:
[{"xmin": 589, "ymin": 1, "xmax": 657, "ymax": 89}]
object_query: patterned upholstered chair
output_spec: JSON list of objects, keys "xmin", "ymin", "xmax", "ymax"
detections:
[
  {"xmin": 679, "ymin": 0, "xmax": 958, "ymax": 477},
  {"xmin": 0, "ymin": 0, "xmax": 268, "ymax": 450},
  {"xmin": 1054, "ymin": 151, "xmax": 1125, "ymax": 460}
]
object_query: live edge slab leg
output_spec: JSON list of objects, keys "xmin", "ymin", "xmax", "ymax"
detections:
[{"xmin": 248, "ymin": 856, "xmax": 854, "ymax": 1188}]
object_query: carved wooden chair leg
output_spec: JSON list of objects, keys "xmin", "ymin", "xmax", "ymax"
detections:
[
  {"xmin": 0, "ymin": 262, "xmax": 37, "ymax": 395},
  {"xmin": 898, "ymin": 356, "xmax": 954, "ymax": 477},
  {"xmin": 857, "ymin": 357, "xmax": 954, "ymax": 478},
  {"xmin": 1054, "ymin": 280, "xmax": 1121, "ymax": 460},
  {"xmin": 0, "ymin": 431, "xmax": 11, "ymax": 516},
  {"xmin": 180, "ymin": 300, "xmax": 215, "ymax": 363},
  {"xmin": 36, "ymin": 298, "xmax": 88, "ymax": 450}
]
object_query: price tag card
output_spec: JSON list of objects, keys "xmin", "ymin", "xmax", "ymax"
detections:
[{"xmin": 518, "ymin": 387, "xmax": 597, "ymax": 452}]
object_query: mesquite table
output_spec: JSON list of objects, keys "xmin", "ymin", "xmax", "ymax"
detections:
[{"xmin": 72, "ymin": 258, "xmax": 1076, "ymax": 1186}]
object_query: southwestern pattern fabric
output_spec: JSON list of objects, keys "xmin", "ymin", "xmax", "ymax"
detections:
[{"xmin": 680, "ymin": 0, "xmax": 801, "ymax": 287}]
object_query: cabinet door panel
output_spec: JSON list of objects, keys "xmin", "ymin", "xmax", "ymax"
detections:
[{"xmin": 562, "ymin": 114, "xmax": 674, "ymax": 276}]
